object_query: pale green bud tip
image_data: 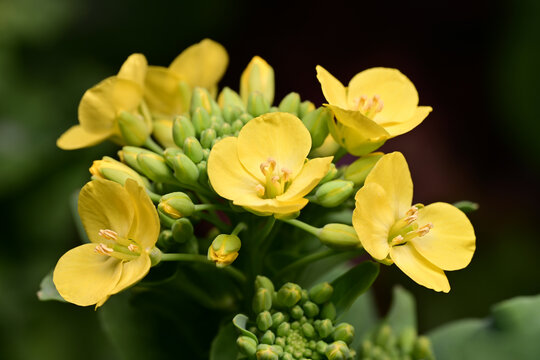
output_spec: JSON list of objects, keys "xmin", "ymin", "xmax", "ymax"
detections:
[
  {"xmin": 137, "ymin": 152, "xmax": 175, "ymax": 184},
  {"xmin": 255, "ymin": 275, "xmax": 275, "ymax": 292},
  {"xmin": 316, "ymin": 319, "xmax": 334, "ymax": 338},
  {"xmin": 158, "ymin": 192, "xmax": 194, "ymax": 219},
  {"xmin": 256, "ymin": 344, "xmax": 280, "ymax": 360},
  {"xmin": 170, "ymin": 218, "xmax": 194, "ymax": 244},
  {"xmin": 321, "ymin": 302, "xmax": 337, "ymax": 321},
  {"xmin": 278, "ymin": 92, "xmax": 301, "ymax": 115},
  {"xmin": 260, "ymin": 330, "xmax": 276, "ymax": 345},
  {"xmin": 325, "ymin": 341, "xmax": 351, "ymax": 360},
  {"xmin": 257, "ymin": 311, "xmax": 273, "ymax": 331},
  {"xmin": 241, "ymin": 56, "xmax": 275, "ymax": 105},
  {"xmin": 247, "ymin": 92, "xmax": 270, "ymax": 117},
  {"xmin": 318, "ymin": 224, "xmax": 360, "ymax": 250},
  {"xmin": 277, "ymin": 283, "xmax": 303, "ymax": 308},
  {"xmin": 237, "ymin": 336, "xmax": 258, "ymax": 356},
  {"xmin": 183, "ymin": 137, "xmax": 204, "ymax": 163},
  {"xmin": 172, "ymin": 115, "xmax": 196, "ymax": 147},
  {"xmin": 117, "ymin": 111, "xmax": 149, "ymax": 146},
  {"xmin": 303, "ymin": 301, "xmax": 320, "ymax": 318},
  {"xmin": 149, "ymin": 247, "xmax": 162, "ymax": 266},
  {"xmin": 313, "ymin": 180, "xmax": 354, "ymax": 207},
  {"xmin": 253, "ymin": 287, "xmax": 273, "ymax": 313},
  {"xmin": 344, "ymin": 152, "xmax": 383, "ymax": 185},
  {"xmin": 333, "ymin": 323, "xmax": 355, "ymax": 345},
  {"xmin": 309, "ymin": 282, "xmax": 334, "ymax": 304},
  {"xmin": 191, "ymin": 87, "xmax": 215, "ymax": 114},
  {"xmin": 165, "ymin": 151, "xmax": 199, "ymax": 184},
  {"xmin": 207, "ymin": 234, "xmax": 241, "ymax": 268}
]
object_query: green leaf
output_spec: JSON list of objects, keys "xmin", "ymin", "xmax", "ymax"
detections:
[
  {"xmin": 337, "ymin": 291, "xmax": 378, "ymax": 349},
  {"xmin": 210, "ymin": 322, "xmax": 239, "ymax": 360},
  {"xmin": 330, "ymin": 261, "xmax": 379, "ymax": 315},
  {"xmin": 36, "ymin": 270, "xmax": 65, "ymax": 302},
  {"xmin": 385, "ymin": 286, "xmax": 417, "ymax": 334},
  {"xmin": 429, "ymin": 294, "xmax": 540, "ymax": 360},
  {"xmin": 232, "ymin": 314, "xmax": 258, "ymax": 342}
]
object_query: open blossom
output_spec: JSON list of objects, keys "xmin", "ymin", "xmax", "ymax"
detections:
[
  {"xmin": 353, "ymin": 152, "xmax": 475, "ymax": 292},
  {"xmin": 53, "ymin": 179, "xmax": 160, "ymax": 307},
  {"xmin": 316, "ymin": 66, "xmax": 432, "ymax": 156},
  {"xmin": 207, "ymin": 112, "xmax": 333, "ymax": 216}
]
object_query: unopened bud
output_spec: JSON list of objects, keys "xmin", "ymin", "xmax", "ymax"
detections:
[
  {"xmin": 191, "ymin": 87, "xmax": 216, "ymax": 115},
  {"xmin": 333, "ymin": 323, "xmax": 355, "ymax": 345},
  {"xmin": 313, "ymin": 180, "xmax": 354, "ymax": 207},
  {"xmin": 119, "ymin": 146, "xmax": 153, "ymax": 174},
  {"xmin": 290, "ymin": 305, "xmax": 304, "ymax": 320},
  {"xmin": 302, "ymin": 323, "xmax": 316, "ymax": 339},
  {"xmin": 317, "ymin": 319, "xmax": 334, "ymax": 338},
  {"xmin": 271, "ymin": 312, "xmax": 287, "ymax": 329},
  {"xmin": 321, "ymin": 302, "xmax": 337, "ymax": 321},
  {"xmin": 413, "ymin": 336, "xmax": 435, "ymax": 360},
  {"xmin": 151, "ymin": 118, "xmax": 176, "ymax": 148},
  {"xmin": 255, "ymin": 275, "xmax": 275, "ymax": 293},
  {"xmin": 260, "ymin": 330, "xmax": 276, "ymax": 345},
  {"xmin": 316, "ymin": 340, "xmax": 328, "ymax": 354},
  {"xmin": 240, "ymin": 56, "xmax": 275, "ymax": 105},
  {"xmin": 344, "ymin": 152, "xmax": 383, "ymax": 185},
  {"xmin": 253, "ymin": 287, "xmax": 273, "ymax": 313},
  {"xmin": 247, "ymin": 92, "xmax": 270, "ymax": 117},
  {"xmin": 197, "ymin": 160, "xmax": 208, "ymax": 185},
  {"xmin": 256, "ymin": 344, "xmax": 279, "ymax": 360},
  {"xmin": 325, "ymin": 341, "xmax": 351, "ymax": 360},
  {"xmin": 310, "ymin": 135, "xmax": 341, "ymax": 158},
  {"xmin": 239, "ymin": 113, "xmax": 253, "ymax": 124},
  {"xmin": 309, "ymin": 282, "xmax": 334, "ymax": 304},
  {"xmin": 191, "ymin": 107, "xmax": 211, "ymax": 136},
  {"xmin": 319, "ymin": 163, "xmax": 338, "ymax": 185},
  {"xmin": 398, "ymin": 327, "xmax": 417, "ymax": 354},
  {"xmin": 318, "ymin": 224, "xmax": 360, "ymax": 249},
  {"xmin": 257, "ymin": 311, "xmax": 273, "ymax": 331},
  {"xmin": 277, "ymin": 322, "xmax": 291, "ymax": 337},
  {"xmin": 218, "ymin": 87, "xmax": 245, "ymax": 112},
  {"xmin": 158, "ymin": 192, "xmax": 194, "ymax": 220},
  {"xmin": 278, "ymin": 92, "xmax": 300, "ymax": 115},
  {"xmin": 303, "ymin": 301, "xmax": 320, "ymax": 318},
  {"xmin": 218, "ymin": 122, "xmax": 232, "ymax": 136},
  {"xmin": 137, "ymin": 152, "xmax": 176, "ymax": 184},
  {"xmin": 277, "ymin": 283, "xmax": 302, "ymax": 308},
  {"xmin": 171, "ymin": 218, "xmax": 194, "ymax": 244},
  {"xmin": 453, "ymin": 200, "xmax": 479, "ymax": 214},
  {"xmin": 237, "ymin": 336, "xmax": 258, "ymax": 357},
  {"xmin": 172, "ymin": 115, "xmax": 196, "ymax": 147},
  {"xmin": 302, "ymin": 107, "xmax": 331, "ymax": 148},
  {"xmin": 231, "ymin": 119, "xmax": 244, "ymax": 133},
  {"xmin": 208, "ymin": 234, "xmax": 241, "ymax": 268},
  {"xmin": 164, "ymin": 150, "xmax": 199, "ymax": 184},
  {"xmin": 183, "ymin": 137, "xmax": 204, "ymax": 163},
  {"xmin": 298, "ymin": 100, "xmax": 316, "ymax": 118},
  {"xmin": 117, "ymin": 111, "xmax": 149, "ymax": 146},
  {"xmin": 90, "ymin": 156, "xmax": 148, "ymax": 188},
  {"xmin": 157, "ymin": 229, "xmax": 174, "ymax": 250},
  {"xmin": 200, "ymin": 128, "xmax": 217, "ymax": 149}
]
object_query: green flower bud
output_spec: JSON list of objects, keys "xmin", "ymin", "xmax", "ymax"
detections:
[
  {"xmin": 256, "ymin": 345, "xmax": 279, "ymax": 360},
  {"xmin": 255, "ymin": 275, "xmax": 275, "ymax": 292},
  {"xmin": 164, "ymin": 150, "xmax": 199, "ymax": 184},
  {"xmin": 247, "ymin": 92, "xmax": 270, "ymax": 117},
  {"xmin": 118, "ymin": 146, "xmax": 153, "ymax": 174},
  {"xmin": 137, "ymin": 152, "xmax": 176, "ymax": 184},
  {"xmin": 202, "ymin": 148, "xmax": 210, "ymax": 160},
  {"xmin": 172, "ymin": 115, "xmax": 196, "ymax": 147},
  {"xmin": 453, "ymin": 200, "xmax": 479, "ymax": 214},
  {"xmin": 344, "ymin": 152, "xmax": 383, "ymax": 185},
  {"xmin": 313, "ymin": 180, "xmax": 354, "ymax": 208},
  {"xmin": 191, "ymin": 87, "xmax": 215, "ymax": 115},
  {"xmin": 158, "ymin": 192, "xmax": 195, "ymax": 220},
  {"xmin": 239, "ymin": 112, "xmax": 253, "ymax": 124},
  {"xmin": 302, "ymin": 323, "xmax": 316, "ymax": 339},
  {"xmin": 301, "ymin": 289, "xmax": 309, "ymax": 303},
  {"xmin": 257, "ymin": 310, "xmax": 273, "ymax": 331},
  {"xmin": 275, "ymin": 336, "xmax": 285, "ymax": 347},
  {"xmin": 290, "ymin": 321, "xmax": 300, "ymax": 330},
  {"xmin": 148, "ymin": 246, "xmax": 162, "ymax": 266},
  {"xmin": 171, "ymin": 218, "xmax": 194, "ymax": 244},
  {"xmin": 218, "ymin": 122, "xmax": 232, "ymax": 136},
  {"xmin": 271, "ymin": 312, "xmax": 286, "ymax": 328},
  {"xmin": 191, "ymin": 107, "xmax": 211, "ymax": 136},
  {"xmin": 277, "ymin": 322, "xmax": 290, "ymax": 337},
  {"xmin": 303, "ymin": 301, "xmax": 320, "ymax": 318},
  {"xmin": 321, "ymin": 302, "xmax": 337, "ymax": 321},
  {"xmin": 197, "ymin": 160, "xmax": 208, "ymax": 185},
  {"xmin": 309, "ymin": 283, "xmax": 334, "ymax": 304},
  {"xmin": 277, "ymin": 283, "xmax": 302, "ymax": 308},
  {"xmin": 412, "ymin": 336, "xmax": 435, "ymax": 360},
  {"xmin": 375, "ymin": 325, "xmax": 392, "ymax": 348},
  {"xmin": 319, "ymin": 163, "xmax": 338, "ymax": 185},
  {"xmin": 90, "ymin": 156, "xmax": 149, "ymax": 188},
  {"xmin": 208, "ymin": 234, "xmax": 241, "ymax": 268},
  {"xmin": 200, "ymin": 128, "xmax": 217, "ymax": 149},
  {"xmin": 152, "ymin": 118, "xmax": 176, "ymax": 148},
  {"xmin": 316, "ymin": 340, "xmax": 328, "ymax": 354},
  {"xmin": 231, "ymin": 119, "xmax": 244, "ymax": 133},
  {"xmin": 290, "ymin": 305, "xmax": 304, "ymax": 320},
  {"xmin": 183, "ymin": 136, "xmax": 204, "ymax": 163},
  {"xmin": 218, "ymin": 86, "xmax": 245, "ymax": 112},
  {"xmin": 302, "ymin": 107, "xmax": 331, "ymax": 148},
  {"xmin": 278, "ymin": 92, "xmax": 300, "ymax": 115},
  {"xmin": 237, "ymin": 336, "xmax": 258, "ymax": 357},
  {"xmin": 333, "ymin": 323, "xmax": 355, "ymax": 345},
  {"xmin": 240, "ymin": 56, "xmax": 275, "ymax": 105},
  {"xmin": 220, "ymin": 105, "xmax": 241, "ymax": 123},
  {"xmin": 117, "ymin": 111, "xmax": 149, "ymax": 146},
  {"xmin": 282, "ymin": 353, "xmax": 293, "ymax": 360},
  {"xmin": 253, "ymin": 287, "xmax": 273, "ymax": 314},
  {"xmin": 398, "ymin": 327, "xmax": 417, "ymax": 355},
  {"xmin": 317, "ymin": 319, "xmax": 334, "ymax": 339},
  {"xmin": 318, "ymin": 224, "xmax": 360, "ymax": 249},
  {"xmin": 157, "ymin": 230, "xmax": 174, "ymax": 250},
  {"xmin": 325, "ymin": 341, "xmax": 351, "ymax": 360},
  {"xmin": 298, "ymin": 100, "xmax": 315, "ymax": 118},
  {"xmin": 210, "ymin": 114, "xmax": 224, "ymax": 129},
  {"xmin": 260, "ymin": 330, "xmax": 276, "ymax": 345}
]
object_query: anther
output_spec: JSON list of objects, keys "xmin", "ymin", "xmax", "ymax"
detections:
[
  {"xmin": 281, "ymin": 167, "xmax": 292, "ymax": 182},
  {"xmin": 417, "ymin": 223, "xmax": 433, "ymax": 237},
  {"xmin": 95, "ymin": 243, "xmax": 114, "ymax": 256},
  {"xmin": 390, "ymin": 235, "xmax": 406, "ymax": 246},
  {"xmin": 99, "ymin": 229, "xmax": 118, "ymax": 241},
  {"xmin": 255, "ymin": 184, "xmax": 265, "ymax": 197},
  {"xmin": 128, "ymin": 244, "xmax": 139, "ymax": 252}
]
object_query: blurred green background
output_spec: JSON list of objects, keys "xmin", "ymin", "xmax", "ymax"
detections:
[{"xmin": 1, "ymin": 0, "xmax": 539, "ymax": 359}]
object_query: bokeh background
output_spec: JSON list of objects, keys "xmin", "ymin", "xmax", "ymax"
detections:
[{"xmin": 1, "ymin": 0, "xmax": 539, "ymax": 359}]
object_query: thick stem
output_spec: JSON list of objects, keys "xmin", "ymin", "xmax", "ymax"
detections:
[
  {"xmin": 160, "ymin": 253, "xmax": 246, "ymax": 284},
  {"xmin": 144, "ymin": 137, "xmax": 164, "ymax": 154},
  {"xmin": 146, "ymin": 189, "xmax": 162, "ymax": 203},
  {"xmin": 274, "ymin": 249, "xmax": 337, "ymax": 280},
  {"xmin": 281, "ymin": 218, "xmax": 321, "ymax": 237}
]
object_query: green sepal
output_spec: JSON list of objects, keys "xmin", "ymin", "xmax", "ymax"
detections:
[
  {"xmin": 37, "ymin": 270, "xmax": 66, "ymax": 302},
  {"xmin": 233, "ymin": 314, "xmax": 259, "ymax": 343}
]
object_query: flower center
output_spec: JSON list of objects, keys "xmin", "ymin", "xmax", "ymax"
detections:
[
  {"xmin": 256, "ymin": 157, "xmax": 292, "ymax": 199},
  {"xmin": 387, "ymin": 206, "xmax": 433, "ymax": 246},
  {"xmin": 352, "ymin": 94, "xmax": 384, "ymax": 118},
  {"xmin": 94, "ymin": 229, "xmax": 141, "ymax": 261}
]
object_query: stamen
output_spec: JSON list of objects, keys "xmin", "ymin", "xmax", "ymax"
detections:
[
  {"xmin": 99, "ymin": 229, "xmax": 118, "ymax": 241},
  {"xmin": 390, "ymin": 235, "xmax": 406, "ymax": 246},
  {"xmin": 128, "ymin": 244, "xmax": 139, "ymax": 252},
  {"xmin": 352, "ymin": 94, "xmax": 384, "ymax": 116},
  {"xmin": 417, "ymin": 223, "xmax": 433, "ymax": 237},
  {"xmin": 95, "ymin": 243, "xmax": 114, "ymax": 256},
  {"xmin": 281, "ymin": 168, "xmax": 291, "ymax": 182},
  {"xmin": 255, "ymin": 184, "xmax": 265, "ymax": 197}
]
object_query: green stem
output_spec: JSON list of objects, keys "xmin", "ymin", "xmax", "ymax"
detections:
[
  {"xmin": 251, "ymin": 216, "xmax": 276, "ymax": 276},
  {"xmin": 144, "ymin": 137, "xmax": 164, "ymax": 154},
  {"xmin": 146, "ymin": 189, "xmax": 162, "ymax": 203},
  {"xmin": 194, "ymin": 203, "xmax": 231, "ymax": 212},
  {"xmin": 160, "ymin": 253, "xmax": 246, "ymax": 284},
  {"xmin": 275, "ymin": 249, "xmax": 337, "ymax": 280},
  {"xmin": 281, "ymin": 218, "xmax": 321, "ymax": 237},
  {"xmin": 231, "ymin": 222, "xmax": 247, "ymax": 236}
]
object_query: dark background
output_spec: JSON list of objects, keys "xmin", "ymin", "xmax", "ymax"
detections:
[{"xmin": 1, "ymin": 0, "xmax": 539, "ymax": 359}]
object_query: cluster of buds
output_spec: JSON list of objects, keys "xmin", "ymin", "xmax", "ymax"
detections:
[
  {"xmin": 359, "ymin": 325, "xmax": 435, "ymax": 360},
  {"xmin": 236, "ymin": 277, "xmax": 357, "ymax": 360}
]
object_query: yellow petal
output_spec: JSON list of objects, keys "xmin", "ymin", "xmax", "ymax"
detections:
[
  {"xmin": 78, "ymin": 77, "xmax": 143, "ymax": 133},
  {"xmin": 109, "ymin": 254, "xmax": 151, "ymax": 296},
  {"xmin": 347, "ymin": 67, "xmax": 418, "ymax": 125},
  {"xmin": 411, "ymin": 202, "xmax": 476, "ymax": 271},
  {"xmin": 390, "ymin": 243, "xmax": 450, "ymax": 293},
  {"xmin": 277, "ymin": 157, "xmax": 333, "ymax": 202},
  {"xmin": 117, "ymin": 53, "xmax": 148, "ymax": 88},
  {"xmin": 169, "ymin": 39, "xmax": 228, "ymax": 90},
  {"xmin": 382, "ymin": 106, "xmax": 432, "ymax": 137},
  {"xmin": 234, "ymin": 197, "xmax": 308, "ymax": 215},
  {"xmin": 57, "ymin": 125, "xmax": 110, "ymax": 150},
  {"xmin": 207, "ymin": 137, "xmax": 261, "ymax": 201},
  {"xmin": 237, "ymin": 112, "xmax": 312, "ymax": 182},
  {"xmin": 316, "ymin": 66, "xmax": 348, "ymax": 108},
  {"xmin": 78, "ymin": 179, "xmax": 135, "ymax": 243},
  {"xmin": 125, "ymin": 179, "xmax": 160, "ymax": 250},
  {"xmin": 144, "ymin": 66, "xmax": 186, "ymax": 116},
  {"xmin": 352, "ymin": 183, "xmax": 393, "ymax": 260},
  {"xmin": 53, "ymin": 243, "xmax": 123, "ymax": 306},
  {"xmin": 364, "ymin": 152, "xmax": 412, "ymax": 219}
]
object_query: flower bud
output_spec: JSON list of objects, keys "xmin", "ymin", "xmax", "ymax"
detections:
[
  {"xmin": 333, "ymin": 323, "xmax": 354, "ymax": 345},
  {"xmin": 256, "ymin": 344, "xmax": 279, "ymax": 360},
  {"xmin": 151, "ymin": 118, "xmax": 176, "ymax": 148},
  {"xmin": 137, "ymin": 152, "xmax": 176, "ymax": 184},
  {"xmin": 398, "ymin": 327, "xmax": 417, "ymax": 354},
  {"xmin": 218, "ymin": 87, "xmax": 245, "ymax": 112},
  {"xmin": 277, "ymin": 322, "xmax": 291, "ymax": 337},
  {"xmin": 375, "ymin": 325, "xmax": 392, "ymax": 347},
  {"xmin": 271, "ymin": 312, "xmax": 286, "ymax": 328},
  {"xmin": 191, "ymin": 107, "xmax": 211, "ymax": 136},
  {"xmin": 309, "ymin": 282, "xmax": 334, "ymax": 304},
  {"xmin": 321, "ymin": 302, "xmax": 336, "ymax": 321},
  {"xmin": 290, "ymin": 305, "xmax": 304, "ymax": 320},
  {"xmin": 344, "ymin": 152, "xmax": 383, "ymax": 185},
  {"xmin": 325, "ymin": 341, "xmax": 351, "ymax": 360},
  {"xmin": 238, "ymin": 113, "xmax": 253, "ymax": 125},
  {"xmin": 118, "ymin": 146, "xmax": 152, "ymax": 174},
  {"xmin": 148, "ymin": 246, "xmax": 162, "ymax": 266},
  {"xmin": 260, "ymin": 330, "xmax": 276, "ymax": 345},
  {"xmin": 310, "ymin": 135, "xmax": 341, "ymax": 158},
  {"xmin": 277, "ymin": 283, "xmax": 302, "ymax": 308},
  {"xmin": 158, "ymin": 192, "xmax": 195, "ymax": 220},
  {"xmin": 197, "ymin": 160, "xmax": 208, "ymax": 185},
  {"xmin": 318, "ymin": 224, "xmax": 360, "ymax": 249},
  {"xmin": 208, "ymin": 234, "xmax": 241, "ymax": 268},
  {"xmin": 257, "ymin": 311, "xmax": 273, "ymax": 331},
  {"xmin": 117, "ymin": 111, "xmax": 149, "ymax": 146},
  {"xmin": 298, "ymin": 100, "xmax": 316, "ymax": 119},
  {"xmin": 303, "ymin": 301, "xmax": 320, "ymax": 318},
  {"xmin": 218, "ymin": 122, "xmax": 232, "ymax": 136},
  {"xmin": 313, "ymin": 180, "xmax": 354, "ymax": 208},
  {"xmin": 302, "ymin": 107, "xmax": 331, "ymax": 148},
  {"xmin": 171, "ymin": 217, "xmax": 194, "ymax": 244},
  {"xmin": 316, "ymin": 340, "xmax": 328, "ymax": 354},
  {"xmin": 247, "ymin": 92, "xmax": 270, "ymax": 117},
  {"xmin": 90, "ymin": 156, "xmax": 149, "ymax": 188},
  {"xmin": 319, "ymin": 163, "xmax": 338, "ymax": 185},
  {"xmin": 255, "ymin": 275, "xmax": 275, "ymax": 293},
  {"xmin": 183, "ymin": 137, "xmax": 204, "ymax": 163},
  {"xmin": 231, "ymin": 119, "xmax": 244, "ymax": 133},
  {"xmin": 278, "ymin": 92, "xmax": 300, "ymax": 115},
  {"xmin": 240, "ymin": 56, "xmax": 275, "ymax": 105},
  {"xmin": 302, "ymin": 323, "xmax": 316, "ymax": 339},
  {"xmin": 316, "ymin": 319, "xmax": 334, "ymax": 338},
  {"xmin": 237, "ymin": 336, "xmax": 258, "ymax": 357},
  {"xmin": 253, "ymin": 287, "xmax": 273, "ymax": 313},
  {"xmin": 413, "ymin": 336, "xmax": 435, "ymax": 360},
  {"xmin": 191, "ymin": 87, "xmax": 218, "ymax": 115},
  {"xmin": 157, "ymin": 229, "xmax": 174, "ymax": 250},
  {"xmin": 172, "ymin": 115, "xmax": 196, "ymax": 147},
  {"xmin": 164, "ymin": 150, "xmax": 199, "ymax": 184},
  {"xmin": 200, "ymin": 128, "xmax": 217, "ymax": 149}
]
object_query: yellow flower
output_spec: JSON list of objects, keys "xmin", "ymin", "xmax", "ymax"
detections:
[
  {"xmin": 144, "ymin": 39, "xmax": 228, "ymax": 116},
  {"xmin": 352, "ymin": 152, "xmax": 475, "ymax": 292},
  {"xmin": 207, "ymin": 112, "xmax": 333, "ymax": 216},
  {"xmin": 53, "ymin": 178, "xmax": 160, "ymax": 307},
  {"xmin": 90, "ymin": 156, "xmax": 149, "ymax": 188},
  {"xmin": 316, "ymin": 66, "xmax": 432, "ymax": 156},
  {"xmin": 57, "ymin": 54, "xmax": 151, "ymax": 150}
]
